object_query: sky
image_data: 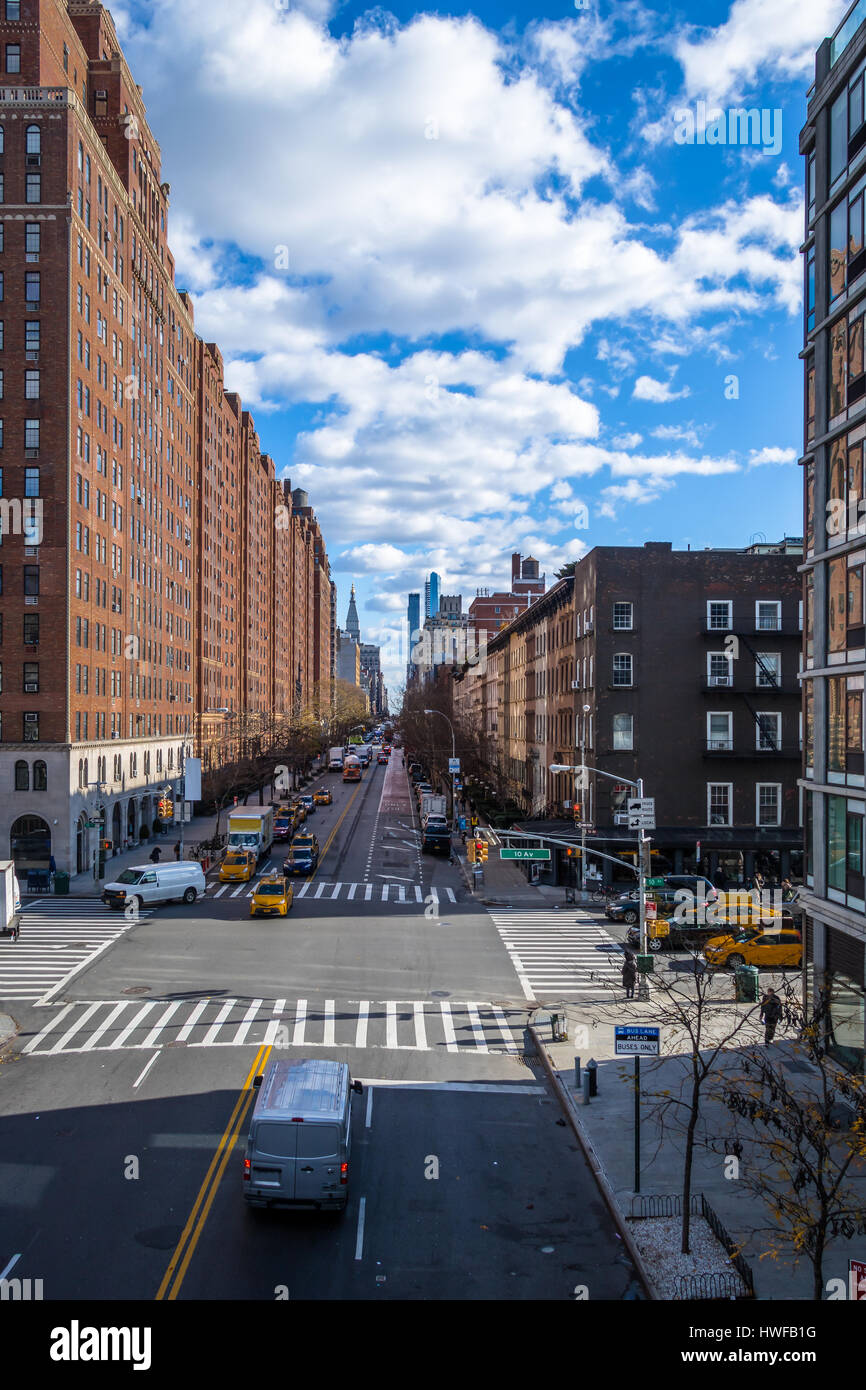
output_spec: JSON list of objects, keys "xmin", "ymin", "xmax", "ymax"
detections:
[{"xmin": 110, "ymin": 0, "xmax": 849, "ymax": 700}]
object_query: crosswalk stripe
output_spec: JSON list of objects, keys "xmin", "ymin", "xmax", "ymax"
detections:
[
  {"xmin": 415, "ymin": 886, "xmax": 423, "ymax": 902},
  {"xmin": 213, "ymin": 885, "xmax": 228, "ymax": 898},
  {"xmin": 314, "ymin": 884, "xmax": 326, "ymax": 899},
  {"xmin": 382, "ymin": 885, "xmax": 389, "ymax": 902},
  {"xmin": 295, "ymin": 882, "xmax": 310, "ymax": 898},
  {"xmin": 489, "ymin": 908, "xmax": 624, "ymax": 997},
  {"xmin": 20, "ymin": 996, "xmax": 529, "ymax": 1056},
  {"xmin": 1, "ymin": 901, "xmax": 150, "ymax": 1004},
  {"xmin": 365, "ymin": 885, "xmax": 373, "ymax": 901},
  {"xmin": 347, "ymin": 883, "xmax": 357, "ymax": 900}
]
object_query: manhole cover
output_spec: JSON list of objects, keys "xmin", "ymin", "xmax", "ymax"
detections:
[
  {"xmin": 122, "ymin": 985, "xmax": 151, "ymax": 995},
  {"xmin": 430, "ymin": 990, "xmax": 450, "ymax": 998},
  {"xmin": 164, "ymin": 1040, "xmax": 188, "ymax": 1048}
]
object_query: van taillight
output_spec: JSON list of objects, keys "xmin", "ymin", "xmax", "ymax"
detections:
[
  {"xmin": 340, "ymin": 1162, "xmax": 348, "ymax": 1185},
  {"xmin": 243, "ymin": 1158, "xmax": 251, "ymax": 1182}
]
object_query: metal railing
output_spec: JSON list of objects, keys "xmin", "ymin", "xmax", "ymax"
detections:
[{"xmin": 628, "ymin": 1193, "xmax": 755, "ymax": 1298}]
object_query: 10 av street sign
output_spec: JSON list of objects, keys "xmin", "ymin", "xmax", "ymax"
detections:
[{"xmin": 500, "ymin": 848, "xmax": 551, "ymax": 860}]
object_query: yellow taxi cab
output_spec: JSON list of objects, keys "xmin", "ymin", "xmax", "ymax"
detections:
[
  {"xmin": 291, "ymin": 802, "xmax": 307, "ymax": 825},
  {"xmin": 313, "ymin": 788, "xmax": 332, "ymax": 806},
  {"xmin": 703, "ymin": 928, "xmax": 802, "ymax": 971},
  {"xmin": 249, "ymin": 875, "xmax": 293, "ymax": 917},
  {"xmin": 219, "ymin": 849, "xmax": 257, "ymax": 883}
]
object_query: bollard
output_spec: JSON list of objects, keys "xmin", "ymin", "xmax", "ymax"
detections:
[
  {"xmin": 587, "ymin": 1057, "xmax": 598, "ymax": 1097},
  {"xmin": 582, "ymin": 1070, "xmax": 591, "ymax": 1105},
  {"xmin": 574, "ymin": 1056, "xmax": 581, "ymax": 1089}
]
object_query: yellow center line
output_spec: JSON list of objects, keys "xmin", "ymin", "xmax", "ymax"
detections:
[
  {"xmin": 299, "ymin": 778, "xmax": 364, "ymax": 888},
  {"xmin": 155, "ymin": 1043, "xmax": 271, "ymax": 1301}
]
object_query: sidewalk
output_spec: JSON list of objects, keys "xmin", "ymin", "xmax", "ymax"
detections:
[
  {"xmin": 28, "ymin": 770, "xmax": 329, "ymax": 899},
  {"xmin": 532, "ymin": 985, "xmax": 866, "ymax": 1300}
]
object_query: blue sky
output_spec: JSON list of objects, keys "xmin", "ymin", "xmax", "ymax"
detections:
[{"xmin": 111, "ymin": 0, "xmax": 849, "ymax": 695}]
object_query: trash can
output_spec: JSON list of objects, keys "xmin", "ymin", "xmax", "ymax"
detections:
[
  {"xmin": 735, "ymin": 964, "xmax": 759, "ymax": 1002},
  {"xmin": 54, "ymin": 871, "xmax": 70, "ymax": 895}
]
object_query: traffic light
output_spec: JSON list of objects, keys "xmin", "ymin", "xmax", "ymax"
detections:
[
  {"xmin": 475, "ymin": 839, "xmax": 487, "ymax": 862},
  {"xmin": 467, "ymin": 840, "xmax": 476, "ymax": 863},
  {"xmin": 158, "ymin": 796, "xmax": 173, "ymax": 820},
  {"xmin": 573, "ymin": 802, "xmax": 583, "ymax": 821}
]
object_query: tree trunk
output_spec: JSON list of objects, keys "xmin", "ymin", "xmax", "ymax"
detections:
[
  {"xmin": 812, "ymin": 1221, "xmax": 826, "ymax": 1301},
  {"xmin": 681, "ymin": 1080, "xmax": 701, "ymax": 1255}
]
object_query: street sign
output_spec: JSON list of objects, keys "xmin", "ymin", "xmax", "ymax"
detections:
[
  {"xmin": 628, "ymin": 797, "xmax": 655, "ymax": 815},
  {"xmin": 448, "ymin": 757, "xmax": 460, "ymax": 774},
  {"xmin": 645, "ymin": 900, "xmax": 657, "ymax": 919},
  {"xmin": 500, "ymin": 848, "xmax": 551, "ymax": 861},
  {"xmin": 615, "ymin": 1025, "xmax": 661, "ymax": 1057},
  {"xmin": 646, "ymin": 877, "xmax": 665, "ymax": 887},
  {"xmin": 850, "ymin": 1259, "xmax": 866, "ymax": 1300}
]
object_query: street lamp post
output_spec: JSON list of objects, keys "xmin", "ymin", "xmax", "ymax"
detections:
[
  {"xmin": 579, "ymin": 704, "xmax": 591, "ymax": 893},
  {"xmin": 550, "ymin": 760, "xmax": 651, "ymax": 999},
  {"xmin": 424, "ymin": 708, "xmax": 456, "ymax": 830}
]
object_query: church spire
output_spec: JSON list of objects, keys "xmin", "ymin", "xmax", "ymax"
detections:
[{"xmin": 345, "ymin": 583, "xmax": 361, "ymax": 642}]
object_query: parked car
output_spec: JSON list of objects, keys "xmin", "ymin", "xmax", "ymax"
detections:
[
  {"xmin": 313, "ymin": 788, "xmax": 332, "ymax": 806},
  {"xmin": 703, "ymin": 929, "xmax": 803, "ymax": 970},
  {"xmin": 250, "ymin": 875, "xmax": 294, "ymax": 918},
  {"xmin": 219, "ymin": 850, "xmax": 257, "ymax": 883},
  {"xmin": 299, "ymin": 794, "xmax": 316, "ymax": 814},
  {"xmin": 377, "ymin": 751, "xmax": 389, "ymax": 764}
]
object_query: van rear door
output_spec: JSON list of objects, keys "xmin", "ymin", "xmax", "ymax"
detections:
[
  {"xmin": 249, "ymin": 1121, "xmax": 298, "ymax": 1200},
  {"xmin": 294, "ymin": 1123, "xmax": 342, "ymax": 1204}
]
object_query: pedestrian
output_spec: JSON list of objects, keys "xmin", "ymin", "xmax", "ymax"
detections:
[
  {"xmin": 149, "ymin": 845, "xmax": 161, "ymax": 864},
  {"xmin": 174, "ymin": 841, "xmax": 181, "ymax": 861},
  {"xmin": 760, "ymin": 988, "xmax": 783, "ymax": 1044},
  {"xmin": 753, "ymin": 870, "xmax": 765, "ymax": 894},
  {"xmin": 621, "ymin": 950, "xmax": 637, "ymax": 1000},
  {"xmin": 49, "ymin": 854, "xmax": 57, "ymax": 887}
]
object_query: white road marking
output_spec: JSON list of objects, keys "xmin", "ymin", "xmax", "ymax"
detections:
[
  {"xmin": 347, "ymin": 883, "xmax": 357, "ymax": 900},
  {"xmin": 232, "ymin": 999, "xmax": 264, "ymax": 1047},
  {"xmin": 176, "ymin": 999, "xmax": 208, "ymax": 1041},
  {"xmin": 466, "ymin": 1003, "xmax": 488, "ymax": 1053},
  {"xmin": 355, "ymin": 1000, "xmax": 369, "ymax": 1050},
  {"xmin": 0, "ymin": 1254, "xmax": 21, "ymax": 1281},
  {"xmin": 354, "ymin": 1196, "xmax": 366, "ymax": 1260},
  {"xmin": 21, "ymin": 1003, "xmax": 75, "ymax": 1054},
  {"xmin": 109, "ymin": 1002, "xmax": 156, "ymax": 1050},
  {"xmin": 491, "ymin": 1004, "xmax": 520, "ymax": 1054},
  {"xmin": 295, "ymin": 882, "xmax": 310, "ymax": 898},
  {"xmin": 439, "ymin": 1000, "xmax": 458, "ymax": 1053},
  {"xmin": 213, "ymin": 886, "xmax": 228, "ymax": 898},
  {"xmin": 133, "ymin": 1052, "xmax": 160, "ymax": 1088},
  {"xmin": 314, "ymin": 884, "xmax": 326, "ymax": 899},
  {"xmin": 364, "ymin": 885, "xmax": 373, "ymax": 901},
  {"xmin": 142, "ymin": 1001, "xmax": 183, "ymax": 1049},
  {"xmin": 81, "ymin": 1000, "xmax": 128, "ymax": 1051},
  {"xmin": 292, "ymin": 1000, "xmax": 307, "ymax": 1047},
  {"xmin": 323, "ymin": 999, "xmax": 335, "ymax": 1047},
  {"xmin": 201, "ymin": 999, "xmax": 237, "ymax": 1047},
  {"xmin": 413, "ymin": 1000, "xmax": 427, "ymax": 1050},
  {"xmin": 414, "ymin": 886, "xmax": 423, "ymax": 902},
  {"xmin": 356, "ymin": 1080, "xmax": 545, "ymax": 1094},
  {"xmin": 365, "ymin": 1087, "xmax": 373, "ymax": 1128},
  {"xmin": 385, "ymin": 1000, "xmax": 397, "ymax": 1050},
  {"xmin": 381, "ymin": 885, "xmax": 389, "ymax": 902}
]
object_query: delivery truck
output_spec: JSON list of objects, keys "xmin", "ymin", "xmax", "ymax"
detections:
[
  {"xmin": 342, "ymin": 754, "xmax": 362, "ymax": 783},
  {"xmin": 227, "ymin": 807, "xmax": 274, "ymax": 861},
  {"xmin": 0, "ymin": 860, "xmax": 21, "ymax": 940},
  {"xmin": 420, "ymin": 792, "xmax": 447, "ymax": 821},
  {"xmin": 328, "ymin": 747, "xmax": 344, "ymax": 772}
]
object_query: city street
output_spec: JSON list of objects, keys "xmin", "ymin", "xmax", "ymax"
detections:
[{"xmin": 0, "ymin": 758, "xmax": 641, "ymax": 1301}]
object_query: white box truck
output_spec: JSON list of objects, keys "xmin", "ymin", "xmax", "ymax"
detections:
[
  {"xmin": 0, "ymin": 860, "xmax": 21, "ymax": 940},
  {"xmin": 328, "ymin": 747, "xmax": 344, "ymax": 772},
  {"xmin": 420, "ymin": 793, "xmax": 448, "ymax": 821},
  {"xmin": 227, "ymin": 808, "xmax": 274, "ymax": 860}
]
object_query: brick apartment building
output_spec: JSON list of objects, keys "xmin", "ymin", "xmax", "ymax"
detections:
[
  {"xmin": 468, "ymin": 552, "xmax": 546, "ymax": 641},
  {"xmin": 454, "ymin": 540, "xmax": 804, "ymax": 888},
  {"xmin": 0, "ymin": 0, "xmax": 334, "ymax": 879}
]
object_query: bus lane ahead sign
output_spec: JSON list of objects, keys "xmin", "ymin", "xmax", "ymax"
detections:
[{"xmin": 614, "ymin": 1025, "xmax": 661, "ymax": 1057}]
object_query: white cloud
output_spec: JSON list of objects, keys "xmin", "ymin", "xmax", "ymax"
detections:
[
  {"xmin": 632, "ymin": 374, "xmax": 691, "ymax": 403},
  {"xmin": 748, "ymin": 445, "xmax": 798, "ymax": 466},
  {"xmin": 652, "ymin": 423, "xmax": 703, "ymax": 447},
  {"xmin": 339, "ymin": 543, "xmax": 415, "ymax": 574},
  {"xmin": 596, "ymin": 475, "xmax": 677, "ymax": 518},
  {"xmin": 611, "ymin": 431, "xmax": 643, "ymax": 448},
  {"xmin": 675, "ymin": 0, "xmax": 841, "ymax": 106}
]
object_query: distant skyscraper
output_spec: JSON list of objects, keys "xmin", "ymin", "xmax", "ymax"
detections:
[
  {"xmin": 345, "ymin": 583, "xmax": 361, "ymax": 642},
  {"xmin": 424, "ymin": 572, "xmax": 441, "ymax": 619},
  {"xmin": 407, "ymin": 593, "xmax": 421, "ymax": 640}
]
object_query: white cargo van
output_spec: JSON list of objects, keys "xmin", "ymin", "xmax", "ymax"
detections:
[
  {"xmin": 102, "ymin": 861, "xmax": 206, "ymax": 910},
  {"xmin": 243, "ymin": 1058, "xmax": 363, "ymax": 1212}
]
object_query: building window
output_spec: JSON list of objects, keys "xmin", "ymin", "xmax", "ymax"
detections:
[
  {"xmin": 612, "ymin": 653, "xmax": 633, "ymax": 687},
  {"xmin": 23, "ymin": 614, "xmax": 37, "ymax": 644},
  {"xmin": 33, "ymin": 760, "xmax": 46, "ymax": 791},
  {"xmin": 755, "ymin": 653, "xmax": 781, "ymax": 688},
  {"xmin": 707, "ymin": 599, "xmax": 732, "ymax": 630},
  {"xmin": 14, "ymin": 759, "xmax": 28, "ymax": 791},
  {"xmin": 612, "ymin": 602, "xmax": 633, "ymax": 631},
  {"xmin": 23, "ymin": 661, "xmax": 37, "ymax": 692},
  {"xmin": 25, "ymin": 272, "xmax": 40, "ymax": 303},
  {"xmin": 708, "ymin": 783, "xmax": 732, "ymax": 826},
  {"xmin": 25, "ymin": 223, "xmax": 40, "ymax": 255},
  {"xmin": 7, "ymin": 2, "xmax": 22, "ymax": 20},
  {"xmin": 23, "ymin": 564, "xmax": 38, "ymax": 596},
  {"xmin": 755, "ymin": 600, "xmax": 781, "ymax": 631},
  {"xmin": 707, "ymin": 651, "xmax": 733, "ymax": 686},
  {"xmin": 24, "ymin": 369, "xmax": 39, "ymax": 399},
  {"xmin": 756, "ymin": 784, "xmax": 781, "ymax": 827},
  {"xmin": 5, "ymin": 44, "xmax": 20, "ymax": 73},
  {"xmin": 24, "ymin": 467, "xmax": 38, "ymax": 497},
  {"xmin": 756, "ymin": 712, "xmax": 781, "ymax": 751},
  {"xmin": 25, "ymin": 321, "xmax": 40, "ymax": 351},
  {"xmin": 707, "ymin": 711, "xmax": 733, "ymax": 751},
  {"xmin": 24, "ymin": 419, "xmax": 39, "ymax": 449},
  {"xmin": 22, "ymin": 713, "xmax": 38, "ymax": 742},
  {"xmin": 612, "ymin": 713, "xmax": 633, "ymax": 750},
  {"xmin": 25, "ymin": 174, "xmax": 40, "ymax": 204}
]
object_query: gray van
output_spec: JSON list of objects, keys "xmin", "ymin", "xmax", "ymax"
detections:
[{"xmin": 243, "ymin": 1058, "xmax": 363, "ymax": 1212}]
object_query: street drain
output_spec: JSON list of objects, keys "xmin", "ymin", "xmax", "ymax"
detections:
[
  {"xmin": 122, "ymin": 985, "xmax": 151, "ymax": 995},
  {"xmin": 430, "ymin": 990, "xmax": 450, "ymax": 998}
]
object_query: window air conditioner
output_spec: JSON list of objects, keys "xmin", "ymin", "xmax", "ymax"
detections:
[
  {"xmin": 24, "ymin": 596, "xmax": 38, "ymax": 606},
  {"xmin": 24, "ymin": 682, "xmax": 38, "ymax": 692},
  {"xmin": 570, "ymin": 680, "xmax": 580, "ymax": 689},
  {"xmin": 24, "ymin": 712, "xmax": 38, "ymax": 723},
  {"xmin": 709, "ymin": 674, "xmax": 731, "ymax": 687}
]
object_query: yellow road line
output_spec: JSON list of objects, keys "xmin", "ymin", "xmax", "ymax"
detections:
[
  {"xmin": 155, "ymin": 1043, "xmax": 271, "ymax": 1301},
  {"xmin": 298, "ymin": 778, "xmax": 364, "ymax": 888}
]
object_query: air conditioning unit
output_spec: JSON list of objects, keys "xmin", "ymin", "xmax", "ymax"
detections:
[
  {"xmin": 25, "ymin": 253, "xmax": 39, "ymax": 263},
  {"xmin": 26, "ymin": 154, "xmax": 41, "ymax": 168},
  {"xmin": 24, "ymin": 547, "xmax": 37, "ymax": 557},
  {"xmin": 570, "ymin": 680, "xmax": 580, "ymax": 689},
  {"xmin": 24, "ymin": 682, "xmax": 38, "ymax": 693},
  {"xmin": 584, "ymin": 620, "xmax": 594, "ymax": 633},
  {"xmin": 25, "ymin": 449, "xmax": 39, "ymax": 459},
  {"xmin": 709, "ymin": 675, "xmax": 731, "ymax": 687},
  {"xmin": 25, "ymin": 352, "xmax": 39, "ymax": 362},
  {"xmin": 24, "ymin": 596, "xmax": 38, "ymax": 606}
]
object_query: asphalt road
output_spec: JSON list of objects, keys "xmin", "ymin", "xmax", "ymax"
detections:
[{"xmin": 0, "ymin": 757, "xmax": 642, "ymax": 1301}]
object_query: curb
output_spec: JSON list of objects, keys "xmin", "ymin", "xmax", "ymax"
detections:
[
  {"xmin": 0, "ymin": 1013, "xmax": 18, "ymax": 1048},
  {"xmin": 527, "ymin": 1021, "xmax": 657, "ymax": 1300}
]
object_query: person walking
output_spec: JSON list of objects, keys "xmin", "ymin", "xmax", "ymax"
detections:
[
  {"xmin": 760, "ymin": 988, "xmax": 783, "ymax": 1044},
  {"xmin": 753, "ymin": 869, "xmax": 765, "ymax": 894},
  {"xmin": 149, "ymin": 845, "xmax": 161, "ymax": 864},
  {"xmin": 174, "ymin": 841, "xmax": 181, "ymax": 861},
  {"xmin": 621, "ymin": 950, "xmax": 638, "ymax": 1001}
]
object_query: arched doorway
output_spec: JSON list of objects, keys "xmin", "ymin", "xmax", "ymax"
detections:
[
  {"xmin": 141, "ymin": 794, "xmax": 153, "ymax": 840},
  {"xmin": 11, "ymin": 815, "xmax": 51, "ymax": 877},
  {"xmin": 112, "ymin": 804, "xmax": 122, "ymax": 855},
  {"xmin": 127, "ymin": 799, "xmax": 137, "ymax": 846},
  {"xmin": 76, "ymin": 813, "xmax": 88, "ymax": 874}
]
